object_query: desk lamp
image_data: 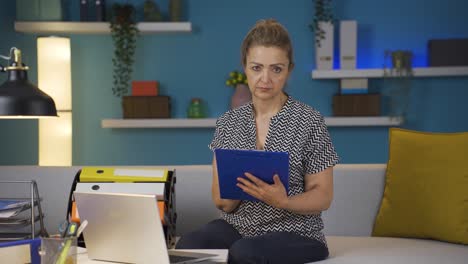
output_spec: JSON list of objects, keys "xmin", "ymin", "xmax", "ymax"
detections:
[{"xmin": 0, "ymin": 47, "xmax": 57, "ymax": 118}]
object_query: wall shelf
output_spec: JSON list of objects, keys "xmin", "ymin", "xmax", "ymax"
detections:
[
  {"xmin": 312, "ymin": 66, "xmax": 468, "ymax": 79},
  {"xmin": 101, "ymin": 117, "xmax": 403, "ymax": 128},
  {"xmin": 14, "ymin": 21, "xmax": 192, "ymax": 34}
]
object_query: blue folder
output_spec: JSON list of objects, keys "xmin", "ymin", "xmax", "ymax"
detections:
[
  {"xmin": 0, "ymin": 238, "xmax": 41, "ymax": 263},
  {"xmin": 215, "ymin": 148, "xmax": 289, "ymax": 201}
]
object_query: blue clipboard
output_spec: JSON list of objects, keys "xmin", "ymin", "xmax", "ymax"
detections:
[
  {"xmin": 215, "ymin": 148, "xmax": 289, "ymax": 201},
  {"xmin": 0, "ymin": 238, "xmax": 41, "ymax": 264}
]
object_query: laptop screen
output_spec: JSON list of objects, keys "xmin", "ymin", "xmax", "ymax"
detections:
[
  {"xmin": 74, "ymin": 192, "xmax": 217, "ymax": 264},
  {"xmin": 74, "ymin": 192, "xmax": 169, "ymax": 264}
]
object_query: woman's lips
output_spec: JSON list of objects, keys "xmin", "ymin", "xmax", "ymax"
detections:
[{"xmin": 257, "ymin": 87, "xmax": 271, "ymax": 91}]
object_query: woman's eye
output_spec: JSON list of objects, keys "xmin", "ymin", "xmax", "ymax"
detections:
[
  {"xmin": 272, "ymin": 67, "xmax": 282, "ymax": 73},
  {"xmin": 251, "ymin": 65, "xmax": 261, "ymax": 71}
]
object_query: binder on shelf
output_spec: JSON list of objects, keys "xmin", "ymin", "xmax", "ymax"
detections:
[
  {"xmin": 316, "ymin": 22, "xmax": 334, "ymax": 70},
  {"xmin": 340, "ymin": 20, "xmax": 357, "ymax": 69}
]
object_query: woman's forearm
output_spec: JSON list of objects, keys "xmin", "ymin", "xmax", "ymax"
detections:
[
  {"xmin": 280, "ymin": 186, "xmax": 333, "ymax": 215},
  {"xmin": 211, "ymin": 157, "xmax": 241, "ymax": 213},
  {"xmin": 280, "ymin": 168, "xmax": 334, "ymax": 215}
]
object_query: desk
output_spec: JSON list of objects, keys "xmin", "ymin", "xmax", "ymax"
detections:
[{"xmin": 77, "ymin": 247, "xmax": 228, "ymax": 263}]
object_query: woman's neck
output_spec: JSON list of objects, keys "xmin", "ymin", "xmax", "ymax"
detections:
[{"xmin": 252, "ymin": 93, "xmax": 287, "ymax": 119}]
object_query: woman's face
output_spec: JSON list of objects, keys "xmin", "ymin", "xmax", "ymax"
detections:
[{"xmin": 244, "ymin": 45, "xmax": 291, "ymax": 101}]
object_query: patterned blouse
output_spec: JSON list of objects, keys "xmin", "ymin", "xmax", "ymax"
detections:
[{"xmin": 209, "ymin": 96, "xmax": 339, "ymax": 245}]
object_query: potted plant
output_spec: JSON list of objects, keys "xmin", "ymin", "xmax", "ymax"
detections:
[
  {"xmin": 309, "ymin": 0, "xmax": 334, "ymax": 70},
  {"xmin": 226, "ymin": 71, "xmax": 250, "ymax": 109},
  {"xmin": 110, "ymin": 3, "xmax": 139, "ymax": 98},
  {"xmin": 309, "ymin": 0, "xmax": 334, "ymax": 47},
  {"xmin": 383, "ymin": 50, "xmax": 414, "ymax": 118}
]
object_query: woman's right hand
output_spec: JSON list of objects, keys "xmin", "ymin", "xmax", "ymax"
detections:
[{"xmin": 211, "ymin": 157, "xmax": 241, "ymax": 213}]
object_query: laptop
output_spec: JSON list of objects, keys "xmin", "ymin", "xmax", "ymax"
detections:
[
  {"xmin": 214, "ymin": 148, "xmax": 289, "ymax": 201},
  {"xmin": 73, "ymin": 192, "xmax": 217, "ymax": 264}
]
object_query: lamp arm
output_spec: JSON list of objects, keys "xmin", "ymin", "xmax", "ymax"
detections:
[
  {"xmin": 0, "ymin": 47, "xmax": 28, "ymax": 72},
  {"xmin": 0, "ymin": 53, "xmax": 8, "ymax": 72},
  {"xmin": 0, "ymin": 49, "xmax": 11, "ymax": 73}
]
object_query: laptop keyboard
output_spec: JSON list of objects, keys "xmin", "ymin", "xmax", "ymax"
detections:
[{"xmin": 169, "ymin": 254, "xmax": 198, "ymax": 263}]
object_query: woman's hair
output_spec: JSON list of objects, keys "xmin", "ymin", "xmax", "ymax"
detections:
[{"xmin": 240, "ymin": 19, "xmax": 294, "ymax": 69}]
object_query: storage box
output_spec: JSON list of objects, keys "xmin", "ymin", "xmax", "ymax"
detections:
[
  {"xmin": 16, "ymin": 0, "xmax": 63, "ymax": 21},
  {"xmin": 428, "ymin": 39, "xmax": 468, "ymax": 66},
  {"xmin": 132, "ymin": 81, "xmax": 159, "ymax": 96},
  {"xmin": 122, "ymin": 96, "xmax": 170, "ymax": 118},
  {"xmin": 332, "ymin": 94, "xmax": 380, "ymax": 116}
]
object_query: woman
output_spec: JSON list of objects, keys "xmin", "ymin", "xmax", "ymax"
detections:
[{"xmin": 176, "ymin": 19, "xmax": 339, "ymax": 264}]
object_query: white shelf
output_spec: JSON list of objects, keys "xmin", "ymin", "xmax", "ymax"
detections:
[
  {"xmin": 15, "ymin": 21, "xmax": 192, "ymax": 34},
  {"xmin": 312, "ymin": 66, "xmax": 468, "ymax": 79},
  {"xmin": 102, "ymin": 118, "xmax": 216, "ymax": 128},
  {"xmin": 101, "ymin": 117, "xmax": 403, "ymax": 128},
  {"xmin": 325, "ymin": 116, "xmax": 403, "ymax": 127}
]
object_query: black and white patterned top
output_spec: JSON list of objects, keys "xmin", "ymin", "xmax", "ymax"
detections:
[{"xmin": 209, "ymin": 96, "xmax": 339, "ymax": 245}]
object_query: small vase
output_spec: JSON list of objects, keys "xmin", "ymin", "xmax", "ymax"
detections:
[
  {"xmin": 187, "ymin": 98, "xmax": 206, "ymax": 118},
  {"xmin": 169, "ymin": 0, "xmax": 182, "ymax": 21},
  {"xmin": 231, "ymin": 84, "xmax": 251, "ymax": 109}
]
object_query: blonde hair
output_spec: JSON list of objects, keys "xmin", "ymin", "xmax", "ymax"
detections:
[{"xmin": 240, "ymin": 19, "xmax": 294, "ymax": 69}]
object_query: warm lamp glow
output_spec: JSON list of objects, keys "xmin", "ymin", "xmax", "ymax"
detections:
[
  {"xmin": 39, "ymin": 112, "xmax": 72, "ymax": 166},
  {"xmin": 37, "ymin": 37, "xmax": 71, "ymax": 110},
  {"xmin": 37, "ymin": 37, "xmax": 72, "ymax": 166}
]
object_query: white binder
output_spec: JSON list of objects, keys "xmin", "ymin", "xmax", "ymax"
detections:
[
  {"xmin": 75, "ymin": 183, "xmax": 165, "ymax": 200},
  {"xmin": 340, "ymin": 20, "xmax": 357, "ymax": 69}
]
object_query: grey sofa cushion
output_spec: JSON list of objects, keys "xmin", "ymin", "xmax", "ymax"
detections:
[{"xmin": 317, "ymin": 236, "xmax": 468, "ymax": 264}]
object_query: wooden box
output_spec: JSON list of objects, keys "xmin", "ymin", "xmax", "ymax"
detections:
[
  {"xmin": 122, "ymin": 96, "xmax": 171, "ymax": 118},
  {"xmin": 332, "ymin": 94, "xmax": 380, "ymax": 116}
]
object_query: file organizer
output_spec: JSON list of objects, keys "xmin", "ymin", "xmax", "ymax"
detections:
[
  {"xmin": 0, "ymin": 181, "xmax": 48, "ymax": 241},
  {"xmin": 66, "ymin": 167, "xmax": 177, "ymax": 248}
]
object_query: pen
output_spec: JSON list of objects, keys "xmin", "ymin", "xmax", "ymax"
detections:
[{"xmin": 55, "ymin": 222, "xmax": 78, "ymax": 264}]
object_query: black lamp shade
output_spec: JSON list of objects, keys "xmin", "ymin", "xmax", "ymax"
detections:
[{"xmin": 0, "ymin": 68, "xmax": 57, "ymax": 117}]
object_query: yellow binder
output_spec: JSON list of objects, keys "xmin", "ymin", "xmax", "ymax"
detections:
[{"xmin": 79, "ymin": 167, "xmax": 169, "ymax": 182}]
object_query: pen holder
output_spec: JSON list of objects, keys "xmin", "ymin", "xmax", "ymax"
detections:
[{"xmin": 40, "ymin": 237, "xmax": 77, "ymax": 264}]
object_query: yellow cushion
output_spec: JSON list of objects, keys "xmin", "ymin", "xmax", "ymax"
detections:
[{"xmin": 372, "ymin": 128, "xmax": 468, "ymax": 244}]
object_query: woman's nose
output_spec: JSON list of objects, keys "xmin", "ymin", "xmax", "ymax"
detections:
[{"xmin": 260, "ymin": 69, "xmax": 270, "ymax": 82}]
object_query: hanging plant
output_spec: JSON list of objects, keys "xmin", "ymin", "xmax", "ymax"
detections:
[
  {"xmin": 110, "ymin": 3, "xmax": 139, "ymax": 97},
  {"xmin": 309, "ymin": 0, "xmax": 334, "ymax": 47}
]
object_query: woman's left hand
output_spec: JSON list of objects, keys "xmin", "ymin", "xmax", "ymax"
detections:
[{"xmin": 237, "ymin": 172, "xmax": 288, "ymax": 209}]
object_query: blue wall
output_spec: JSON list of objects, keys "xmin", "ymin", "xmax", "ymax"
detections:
[{"xmin": 1, "ymin": 0, "xmax": 467, "ymax": 165}]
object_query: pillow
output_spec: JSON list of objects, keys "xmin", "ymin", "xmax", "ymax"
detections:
[{"xmin": 372, "ymin": 128, "xmax": 468, "ymax": 244}]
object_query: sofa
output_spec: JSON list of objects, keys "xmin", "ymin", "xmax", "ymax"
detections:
[{"xmin": 0, "ymin": 164, "xmax": 466, "ymax": 263}]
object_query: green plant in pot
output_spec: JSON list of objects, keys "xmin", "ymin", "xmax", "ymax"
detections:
[
  {"xmin": 383, "ymin": 50, "xmax": 414, "ymax": 119},
  {"xmin": 110, "ymin": 3, "xmax": 139, "ymax": 97},
  {"xmin": 309, "ymin": 0, "xmax": 334, "ymax": 47}
]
